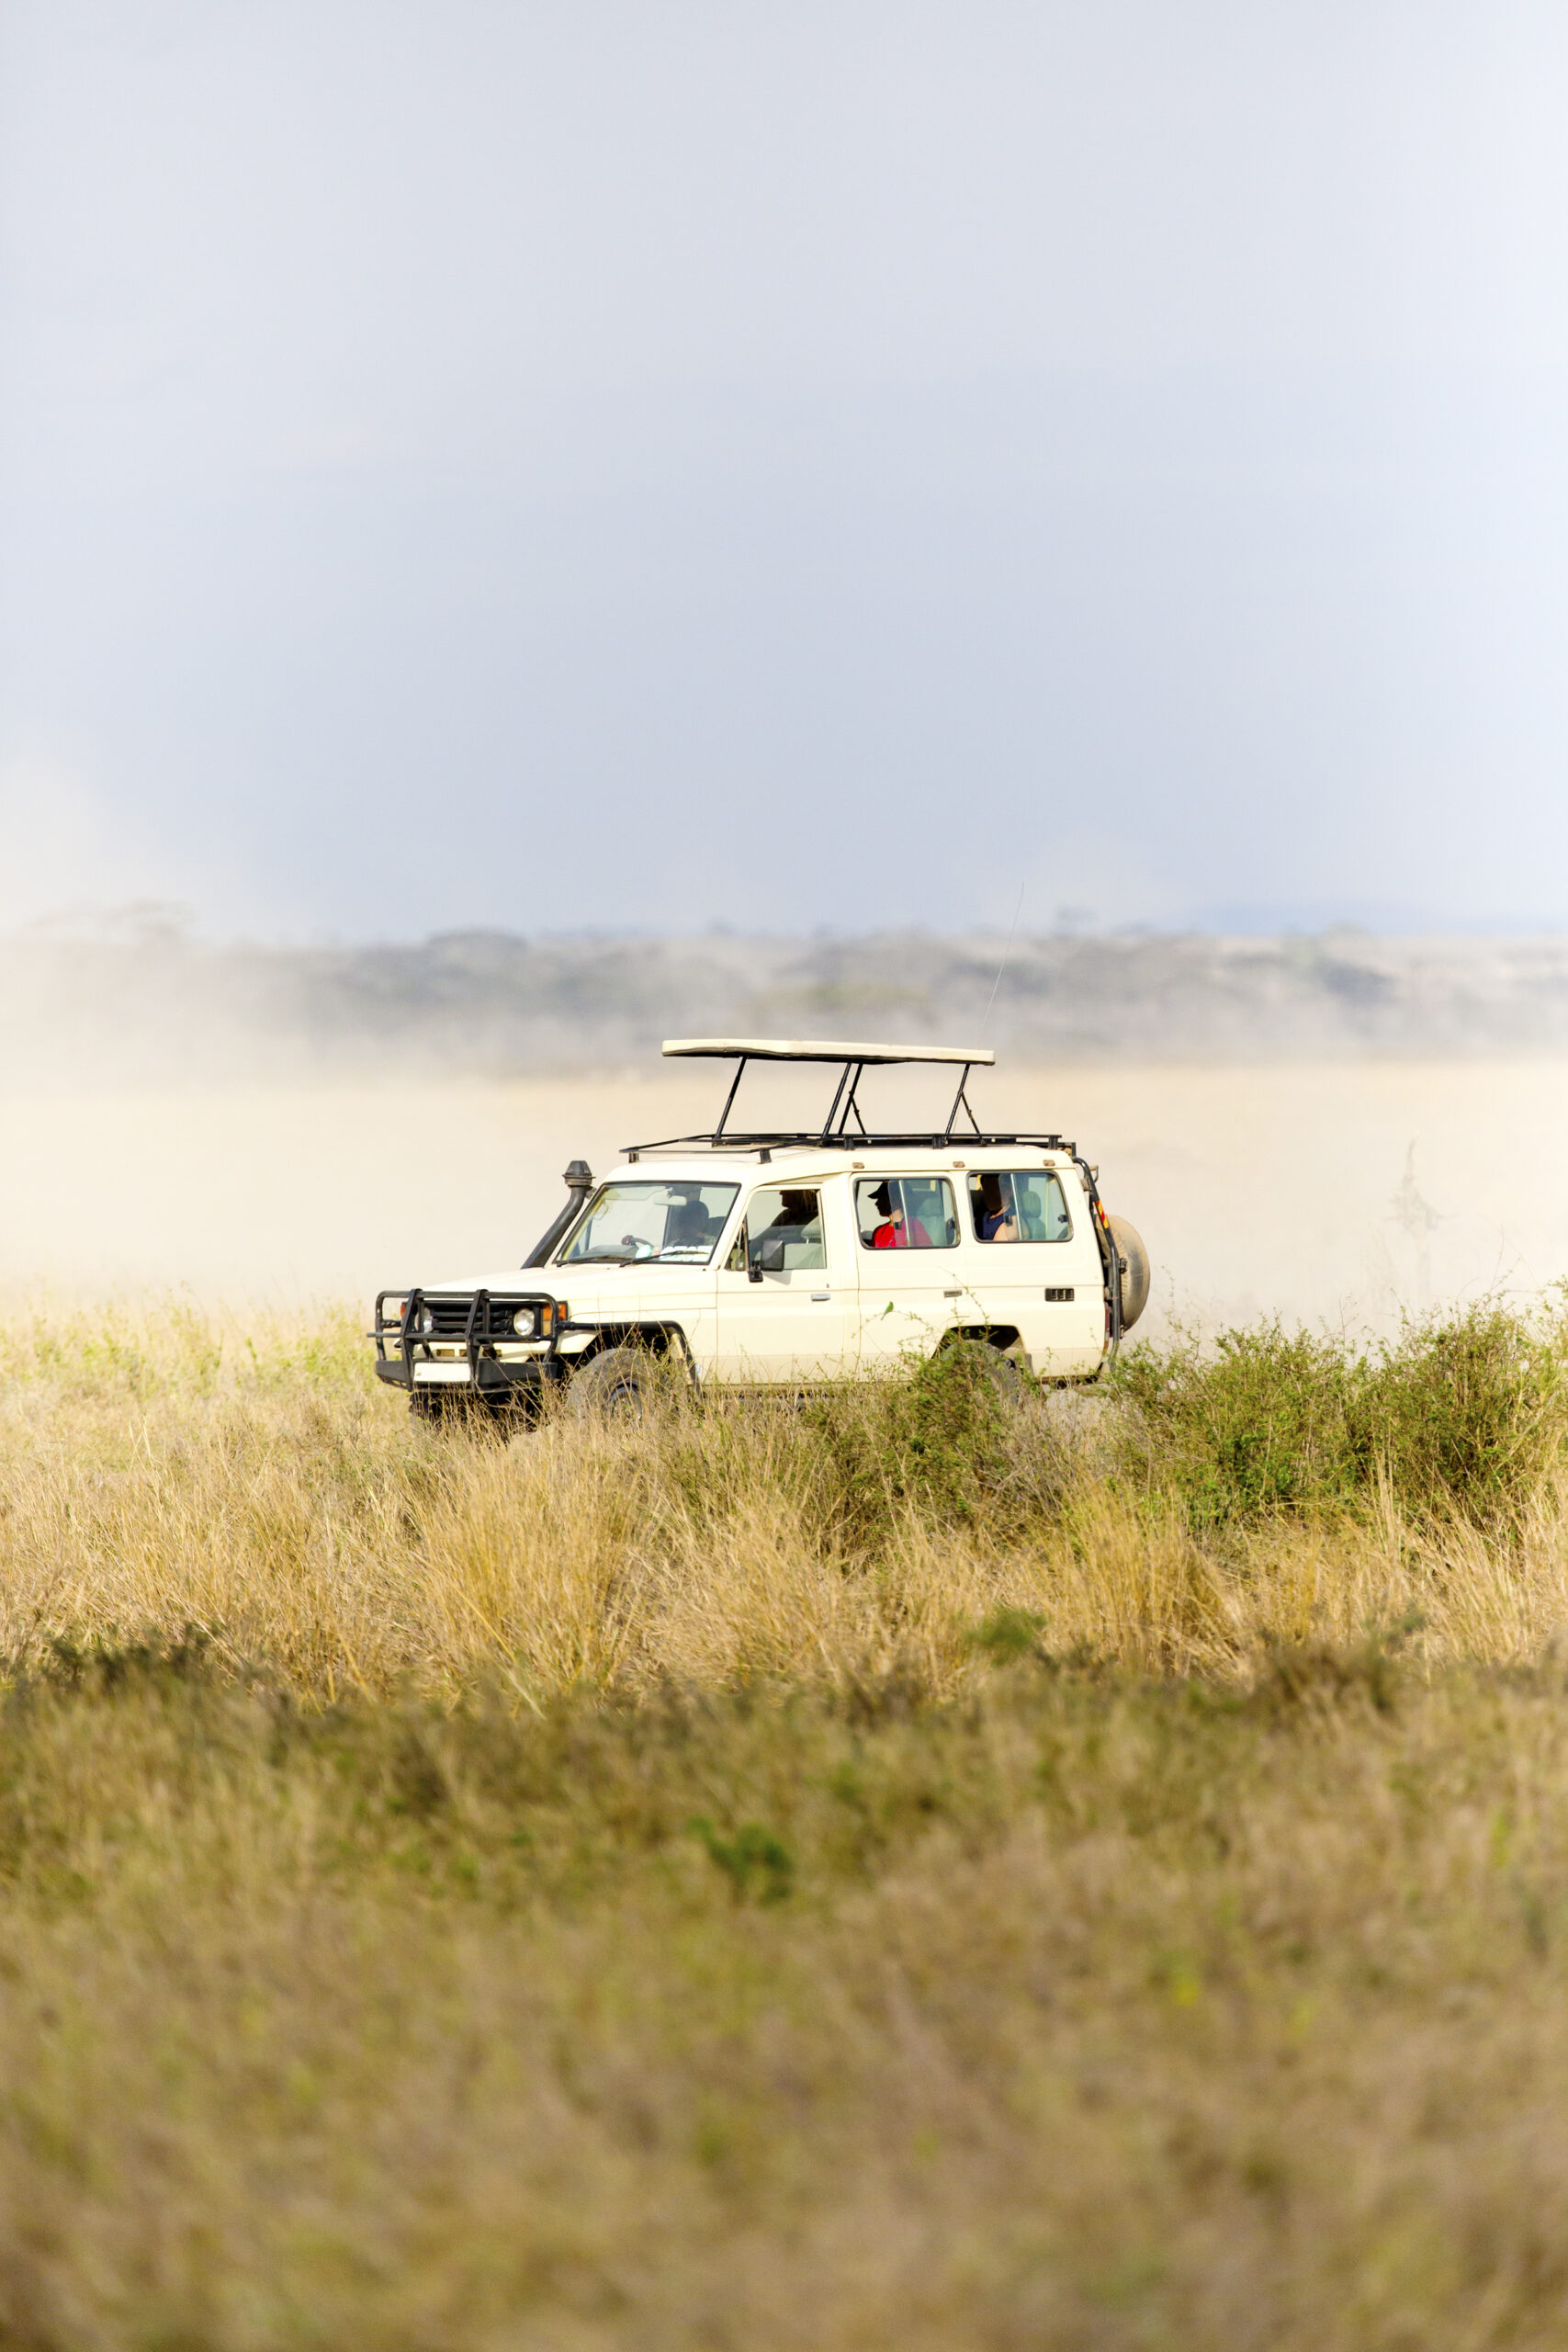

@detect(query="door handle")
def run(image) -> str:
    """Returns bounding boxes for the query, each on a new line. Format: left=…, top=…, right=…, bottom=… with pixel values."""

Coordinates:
left=810, top=1292, right=830, bottom=1302
left=942, top=1288, right=963, bottom=1298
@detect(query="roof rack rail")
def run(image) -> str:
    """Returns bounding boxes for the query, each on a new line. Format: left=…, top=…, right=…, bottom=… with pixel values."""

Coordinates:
left=626, top=1038, right=1053, bottom=1158
left=623, top=1130, right=1070, bottom=1160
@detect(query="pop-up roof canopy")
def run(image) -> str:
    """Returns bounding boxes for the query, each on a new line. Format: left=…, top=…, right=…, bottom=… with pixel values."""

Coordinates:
left=623, top=1035, right=1065, bottom=1158
left=661, top=1036, right=995, bottom=1068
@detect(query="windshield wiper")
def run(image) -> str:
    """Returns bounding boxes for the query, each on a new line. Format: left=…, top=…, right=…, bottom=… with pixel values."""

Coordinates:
left=567, top=1250, right=637, bottom=1264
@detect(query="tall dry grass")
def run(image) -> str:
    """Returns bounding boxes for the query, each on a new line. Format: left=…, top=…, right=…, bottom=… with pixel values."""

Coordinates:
left=5, top=1297, right=1568, bottom=1696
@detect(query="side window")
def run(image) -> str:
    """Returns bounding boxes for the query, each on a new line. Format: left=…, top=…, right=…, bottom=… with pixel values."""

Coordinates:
left=744, top=1186, right=826, bottom=1272
left=855, top=1176, right=957, bottom=1250
left=968, top=1170, right=1072, bottom=1242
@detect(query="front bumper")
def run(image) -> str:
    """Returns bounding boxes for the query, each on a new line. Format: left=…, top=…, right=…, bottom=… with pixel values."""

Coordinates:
left=371, top=1288, right=572, bottom=1396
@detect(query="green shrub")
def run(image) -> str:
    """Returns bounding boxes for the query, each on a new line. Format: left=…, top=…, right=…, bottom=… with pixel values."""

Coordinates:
left=803, top=1341, right=1014, bottom=1549
left=1112, top=1322, right=1372, bottom=1531
left=1361, top=1304, right=1568, bottom=1520
left=1114, top=1303, right=1568, bottom=1530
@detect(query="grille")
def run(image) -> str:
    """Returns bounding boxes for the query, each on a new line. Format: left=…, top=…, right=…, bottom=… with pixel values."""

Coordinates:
left=412, top=1297, right=531, bottom=1341
left=1043, top=1287, right=1076, bottom=1304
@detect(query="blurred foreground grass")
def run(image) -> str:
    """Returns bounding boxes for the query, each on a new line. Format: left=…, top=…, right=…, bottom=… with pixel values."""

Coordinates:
left=6, top=1300, right=1568, bottom=2344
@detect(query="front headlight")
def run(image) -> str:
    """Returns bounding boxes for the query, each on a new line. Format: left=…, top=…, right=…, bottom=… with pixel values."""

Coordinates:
left=512, top=1306, right=538, bottom=1338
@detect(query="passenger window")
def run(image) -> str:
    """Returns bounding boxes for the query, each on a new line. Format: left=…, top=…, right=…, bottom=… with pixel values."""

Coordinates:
left=855, top=1176, right=957, bottom=1250
left=968, top=1170, right=1072, bottom=1243
left=744, top=1186, right=826, bottom=1272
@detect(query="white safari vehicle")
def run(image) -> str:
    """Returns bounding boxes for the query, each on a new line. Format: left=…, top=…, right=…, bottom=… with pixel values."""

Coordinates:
left=370, top=1039, right=1149, bottom=1421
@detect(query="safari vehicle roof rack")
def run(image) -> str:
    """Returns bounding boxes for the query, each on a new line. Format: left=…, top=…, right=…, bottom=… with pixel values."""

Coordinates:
left=622, top=1037, right=1070, bottom=1159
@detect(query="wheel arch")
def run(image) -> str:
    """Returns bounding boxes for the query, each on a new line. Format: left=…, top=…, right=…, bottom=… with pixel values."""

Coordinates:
left=567, top=1321, right=694, bottom=1367
left=947, top=1322, right=1022, bottom=1354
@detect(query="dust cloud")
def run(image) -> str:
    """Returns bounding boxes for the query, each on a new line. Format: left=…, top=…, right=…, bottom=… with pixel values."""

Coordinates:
left=3, top=1057, right=1563, bottom=1338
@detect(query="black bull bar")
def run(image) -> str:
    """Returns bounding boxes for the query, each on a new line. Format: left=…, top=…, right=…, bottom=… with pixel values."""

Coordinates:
left=371, top=1289, right=571, bottom=1395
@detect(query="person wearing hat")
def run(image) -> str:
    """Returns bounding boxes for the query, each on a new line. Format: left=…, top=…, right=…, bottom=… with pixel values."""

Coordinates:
left=868, top=1181, right=931, bottom=1250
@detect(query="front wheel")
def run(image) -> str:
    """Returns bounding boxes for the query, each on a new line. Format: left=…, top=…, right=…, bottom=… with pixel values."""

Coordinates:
left=567, top=1346, right=654, bottom=1422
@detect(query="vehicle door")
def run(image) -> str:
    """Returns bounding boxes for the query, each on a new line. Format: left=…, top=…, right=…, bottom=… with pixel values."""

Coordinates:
left=853, top=1173, right=965, bottom=1368
left=961, top=1167, right=1104, bottom=1374
left=712, top=1178, right=859, bottom=1384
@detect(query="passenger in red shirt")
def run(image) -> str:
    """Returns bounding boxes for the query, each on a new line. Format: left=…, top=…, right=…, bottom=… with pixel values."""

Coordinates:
left=868, top=1182, right=931, bottom=1250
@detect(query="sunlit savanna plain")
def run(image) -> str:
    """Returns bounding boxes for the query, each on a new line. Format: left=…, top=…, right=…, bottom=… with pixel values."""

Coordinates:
left=5, top=1063, right=1568, bottom=2344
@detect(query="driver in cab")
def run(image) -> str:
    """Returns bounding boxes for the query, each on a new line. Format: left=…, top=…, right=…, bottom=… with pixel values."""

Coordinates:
left=764, top=1191, right=822, bottom=1249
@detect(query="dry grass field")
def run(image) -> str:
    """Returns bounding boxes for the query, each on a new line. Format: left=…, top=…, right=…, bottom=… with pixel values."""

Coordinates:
left=6, top=1296, right=1568, bottom=2344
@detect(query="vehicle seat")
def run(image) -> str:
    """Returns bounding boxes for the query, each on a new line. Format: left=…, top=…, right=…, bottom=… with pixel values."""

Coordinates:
left=774, top=1219, right=824, bottom=1269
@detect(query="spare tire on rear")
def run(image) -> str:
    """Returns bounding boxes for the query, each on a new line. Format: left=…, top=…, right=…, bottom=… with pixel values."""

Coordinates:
left=1106, top=1215, right=1150, bottom=1332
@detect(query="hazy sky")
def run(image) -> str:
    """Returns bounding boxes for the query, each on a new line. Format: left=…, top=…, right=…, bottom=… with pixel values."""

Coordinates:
left=3, top=1, right=1567, bottom=939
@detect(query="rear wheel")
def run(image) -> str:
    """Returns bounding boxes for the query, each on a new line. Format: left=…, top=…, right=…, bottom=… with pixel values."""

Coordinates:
left=942, top=1336, right=1028, bottom=1406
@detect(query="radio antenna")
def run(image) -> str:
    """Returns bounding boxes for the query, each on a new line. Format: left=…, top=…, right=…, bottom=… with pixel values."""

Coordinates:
left=983, top=882, right=1026, bottom=1023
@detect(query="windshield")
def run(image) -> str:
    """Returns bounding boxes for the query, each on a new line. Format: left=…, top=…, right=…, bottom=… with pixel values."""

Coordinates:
left=558, top=1181, right=740, bottom=1266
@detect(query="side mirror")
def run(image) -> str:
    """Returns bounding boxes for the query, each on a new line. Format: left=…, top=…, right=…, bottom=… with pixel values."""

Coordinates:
left=751, top=1232, right=786, bottom=1278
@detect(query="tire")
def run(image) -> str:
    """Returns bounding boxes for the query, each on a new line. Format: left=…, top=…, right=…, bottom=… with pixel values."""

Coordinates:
left=567, top=1346, right=655, bottom=1422
left=942, top=1336, right=1027, bottom=1406
left=1106, top=1215, right=1150, bottom=1332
